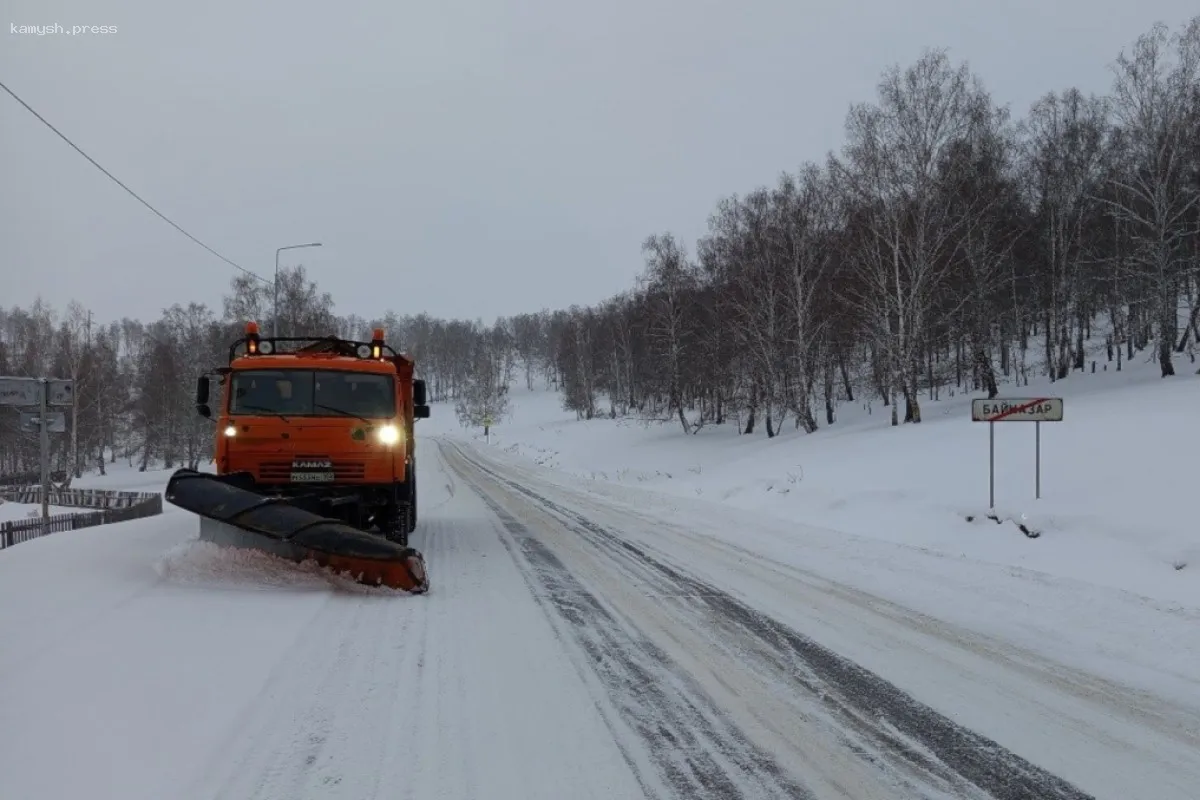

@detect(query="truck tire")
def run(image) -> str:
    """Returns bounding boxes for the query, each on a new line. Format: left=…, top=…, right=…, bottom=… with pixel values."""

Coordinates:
left=406, top=465, right=418, bottom=534
left=379, top=502, right=408, bottom=547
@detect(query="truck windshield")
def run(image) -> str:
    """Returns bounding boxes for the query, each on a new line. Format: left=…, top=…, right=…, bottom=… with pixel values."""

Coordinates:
left=229, top=370, right=395, bottom=418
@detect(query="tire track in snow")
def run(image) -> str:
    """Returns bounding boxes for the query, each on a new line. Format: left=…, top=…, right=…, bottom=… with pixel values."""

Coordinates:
left=615, top=497, right=1200, bottom=754
left=168, top=455, right=648, bottom=800
left=0, top=572, right=167, bottom=678
left=179, top=593, right=352, bottom=798
left=442, top=441, right=816, bottom=800
left=372, top=461, right=644, bottom=800
left=423, top=437, right=459, bottom=513
left=492, top=492, right=813, bottom=799
left=4, top=452, right=657, bottom=800
left=385, top=512, right=485, bottom=800
left=453, top=444, right=959, bottom=798
left=479, top=445, right=1200, bottom=799
left=444, top=440, right=1095, bottom=800
left=183, top=592, right=414, bottom=800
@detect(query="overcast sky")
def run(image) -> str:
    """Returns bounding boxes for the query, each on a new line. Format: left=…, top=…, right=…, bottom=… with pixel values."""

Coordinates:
left=3, top=0, right=1196, bottom=327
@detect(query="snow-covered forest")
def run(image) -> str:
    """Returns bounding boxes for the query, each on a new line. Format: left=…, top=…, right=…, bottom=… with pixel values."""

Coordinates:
left=1, top=16, right=1197, bottom=474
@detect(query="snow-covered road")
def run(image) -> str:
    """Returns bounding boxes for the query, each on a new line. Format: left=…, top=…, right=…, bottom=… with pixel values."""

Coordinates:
left=0, top=447, right=644, bottom=800
left=2, top=439, right=1197, bottom=799
left=441, top=440, right=1200, bottom=800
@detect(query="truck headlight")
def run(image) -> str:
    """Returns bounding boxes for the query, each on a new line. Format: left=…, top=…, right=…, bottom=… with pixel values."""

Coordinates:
left=377, top=424, right=400, bottom=444
left=223, top=425, right=237, bottom=437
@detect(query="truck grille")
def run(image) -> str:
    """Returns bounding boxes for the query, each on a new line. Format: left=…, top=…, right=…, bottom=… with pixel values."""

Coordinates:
left=257, top=456, right=367, bottom=482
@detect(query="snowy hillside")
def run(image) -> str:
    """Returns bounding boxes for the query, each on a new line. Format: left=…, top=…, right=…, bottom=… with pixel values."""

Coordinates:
left=436, top=353, right=1200, bottom=607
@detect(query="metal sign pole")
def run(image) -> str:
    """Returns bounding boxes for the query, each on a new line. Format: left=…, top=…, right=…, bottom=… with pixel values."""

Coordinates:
left=989, top=420, right=995, bottom=509
left=1035, top=420, right=1041, bottom=500
left=40, top=378, right=50, bottom=521
left=2, top=377, right=72, bottom=525
left=972, top=396, right=1063, bottom=510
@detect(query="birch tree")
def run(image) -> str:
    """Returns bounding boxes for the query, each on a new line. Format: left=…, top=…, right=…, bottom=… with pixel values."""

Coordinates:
left=1105, top=17, right=1200, bottom=376
left=837, top=49, right=997, bottom=424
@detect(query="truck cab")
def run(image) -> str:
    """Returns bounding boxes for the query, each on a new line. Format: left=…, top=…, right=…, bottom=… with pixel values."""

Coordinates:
left=194, top=322, right=430, bottom=544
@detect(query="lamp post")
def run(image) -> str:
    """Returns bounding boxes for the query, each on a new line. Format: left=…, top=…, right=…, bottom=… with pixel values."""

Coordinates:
left=273, top=242, right=322, bottom=336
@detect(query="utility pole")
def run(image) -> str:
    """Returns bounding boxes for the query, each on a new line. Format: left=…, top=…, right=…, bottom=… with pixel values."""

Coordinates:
left=273, top=242, right=322, bottom=337
left=40, top=378, right=50, bottom=520
left=71, top=308, right=92, bottom=479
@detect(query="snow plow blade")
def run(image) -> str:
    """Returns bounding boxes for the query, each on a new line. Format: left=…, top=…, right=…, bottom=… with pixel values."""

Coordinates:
left=164, top=468, right=428, bottom=594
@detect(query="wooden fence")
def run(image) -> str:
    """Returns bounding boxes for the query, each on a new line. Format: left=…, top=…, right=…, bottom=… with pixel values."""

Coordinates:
left=0, top=487, right=163, bottom=550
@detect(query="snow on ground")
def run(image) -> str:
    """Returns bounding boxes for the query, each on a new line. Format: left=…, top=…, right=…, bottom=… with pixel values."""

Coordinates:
left=445, top=438, right=1200, bottom=799
left=0, top=460, right=189, bottom=530
left=2, top=368, right=1199, bottom=798
left=0, top=455, right=648, bottom=800
left=72, top=459, right=212, bottom=494
left=0, top=500, right=79, bottom=523
left=438, top=352, right=1200, bottom=608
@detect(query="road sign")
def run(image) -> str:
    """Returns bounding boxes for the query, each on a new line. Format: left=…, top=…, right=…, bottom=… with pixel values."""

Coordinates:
left=0, top=377, right=40, bottom=406
left=19, top=412, right=66, bottom=434
left=48, top=379, right=74, bottom=406
left=971, top=397, right=1063, bottom=422
left=1, top=374, right=65, bottom=521
left=972, top=396, right=1064, bottom=507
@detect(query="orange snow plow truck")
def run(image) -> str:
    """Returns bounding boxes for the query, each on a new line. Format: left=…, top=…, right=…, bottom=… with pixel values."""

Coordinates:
left=164, top=322, right=432, bottom=593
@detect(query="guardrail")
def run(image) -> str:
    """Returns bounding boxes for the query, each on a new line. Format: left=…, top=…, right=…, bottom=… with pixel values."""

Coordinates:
left=0, top=487, right=163, bottom=550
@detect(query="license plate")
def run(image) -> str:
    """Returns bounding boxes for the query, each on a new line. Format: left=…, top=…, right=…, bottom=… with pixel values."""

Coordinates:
left=290, top=471, right=335, bottom=482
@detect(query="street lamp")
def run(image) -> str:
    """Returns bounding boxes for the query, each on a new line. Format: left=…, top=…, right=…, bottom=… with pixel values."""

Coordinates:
left=274, top=242, right=322, bottom=336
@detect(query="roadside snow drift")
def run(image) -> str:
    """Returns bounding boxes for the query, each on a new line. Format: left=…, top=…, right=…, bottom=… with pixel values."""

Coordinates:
left=447, top=354, right=1200, bottom=607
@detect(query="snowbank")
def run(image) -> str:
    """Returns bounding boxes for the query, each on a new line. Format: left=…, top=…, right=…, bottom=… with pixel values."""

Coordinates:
left=0, top=501, right=79, bottom=523
left=444, top=354, right=1200, bottom=607
left=72, top=461, right=210, bottom=495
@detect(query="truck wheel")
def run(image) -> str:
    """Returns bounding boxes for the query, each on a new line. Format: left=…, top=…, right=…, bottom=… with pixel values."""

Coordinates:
left=408, top=467, right=418, bottom=533
left=380, top=505, right=408, bottom=547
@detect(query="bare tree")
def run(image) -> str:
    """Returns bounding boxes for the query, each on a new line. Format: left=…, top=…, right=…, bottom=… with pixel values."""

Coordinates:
left=836, top=50, right=996, bottom=424
left=3, top=17, right=1197, bottom=474
left=775, top=166, right=838, bottom=432
left=1104, top=17, right=1200, bottom=376
left=455, top=327, right=510, bottom=438
left=640, top=233, right=699, bottom=433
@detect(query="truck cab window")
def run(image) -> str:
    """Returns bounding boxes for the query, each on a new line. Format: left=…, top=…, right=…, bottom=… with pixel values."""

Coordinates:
left=231, top=370, right=393, bottom=418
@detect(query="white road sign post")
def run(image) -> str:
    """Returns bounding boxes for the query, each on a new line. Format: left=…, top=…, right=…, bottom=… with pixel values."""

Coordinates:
left=971, top=397, right=1064, bottom=508
left=0, top=375, right=74, bottom=521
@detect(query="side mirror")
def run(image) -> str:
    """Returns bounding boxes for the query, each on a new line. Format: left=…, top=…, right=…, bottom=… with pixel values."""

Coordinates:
left=196, top=376, right=212, bottom=418
left=413, top=379, right=428, bottom=406
left=414, top=404, right=431, bottom=419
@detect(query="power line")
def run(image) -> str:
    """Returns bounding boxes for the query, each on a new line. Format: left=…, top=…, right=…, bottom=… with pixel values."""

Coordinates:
left=0, top=79, right=271, bottom=286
